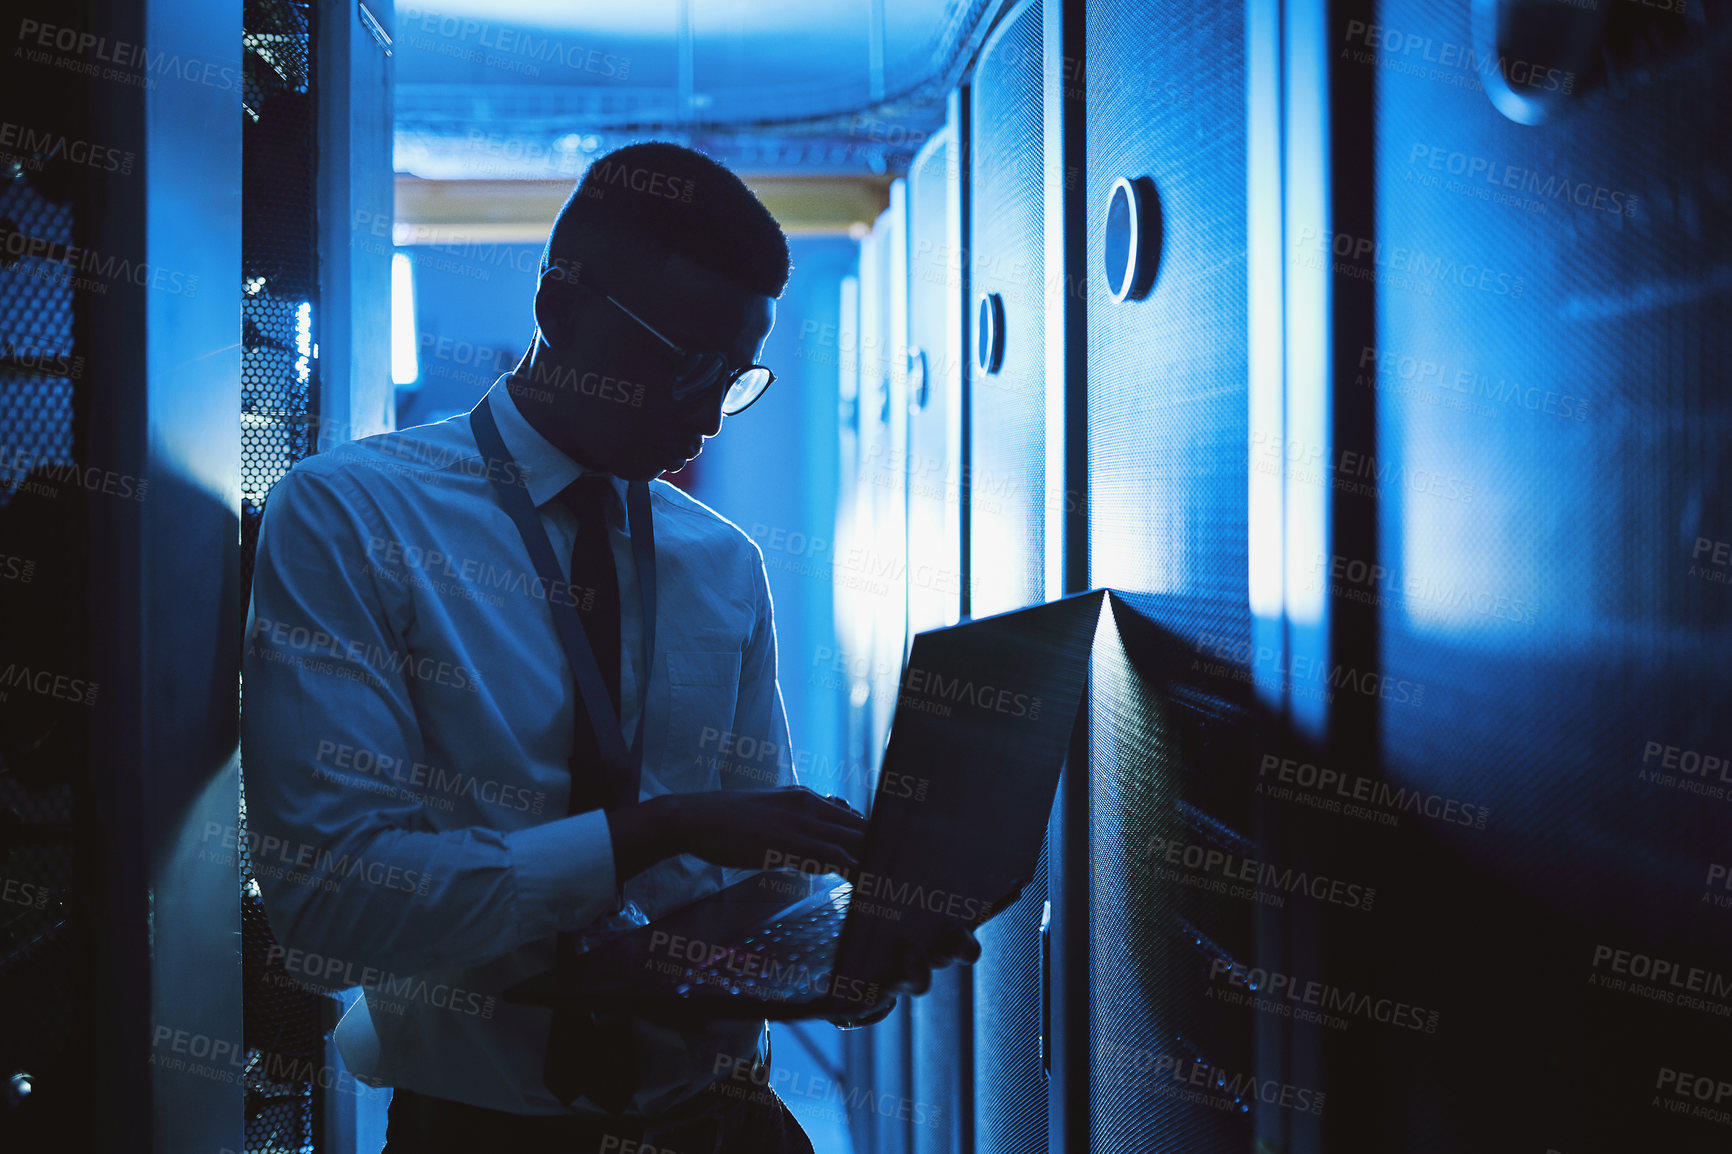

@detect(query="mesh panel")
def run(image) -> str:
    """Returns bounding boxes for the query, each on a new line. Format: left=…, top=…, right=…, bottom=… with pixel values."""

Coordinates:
left=906, top=130, right=967, bottom=1154
left=907, top=131, right=962, bottom=640
left=241, top=0, right=320, bottom=602
left=1089, top=608, right=1256, bottom=1154
left=0, top=186, right=78, bottom=515
left=969, top=4, right=1050, bottom=1152
left=969, top=0, right=1046, bottom=619
left=1084, top=0, right=1252, bottom=1150
left=0, top=53, right=95, bottom=1141
left=972, top=837, right=1049, bottom=1153
left=240, top=1, right=323, bottom=1150
left=1358, top=4, right=1732, bottom=1151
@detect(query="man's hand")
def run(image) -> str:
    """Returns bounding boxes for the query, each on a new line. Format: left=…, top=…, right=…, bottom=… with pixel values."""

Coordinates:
left=607, top=787, right=865, bottom=881
left=832, top=925, right=984, bottom=1029
left=886, top=924, right=983, bottom=995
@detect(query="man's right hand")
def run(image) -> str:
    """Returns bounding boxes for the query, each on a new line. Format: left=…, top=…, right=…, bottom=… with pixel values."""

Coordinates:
left=607, top=787, right=865, bottom=882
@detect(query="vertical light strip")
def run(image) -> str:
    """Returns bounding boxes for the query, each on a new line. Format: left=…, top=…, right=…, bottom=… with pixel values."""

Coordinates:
left=879, top=183, right=909, bottom=740
left=1284, top=0, right=1331, bottom=737
left=835, top=272, right=861, bottom=651
left=676, top=0, right=695, bottom=122
left=390, top=251, right=418, bottom=386
left=867, top=0, right=886, bottom=106
left=1247, top=0, right=1284, bottom=626
left=1042, top=0, right=1066, bottom=604
left=944, top=93, right=965, bottom=627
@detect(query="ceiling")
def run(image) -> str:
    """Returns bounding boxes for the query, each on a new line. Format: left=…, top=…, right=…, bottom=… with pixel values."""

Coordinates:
left=390, top=0, right=1001, bottom=180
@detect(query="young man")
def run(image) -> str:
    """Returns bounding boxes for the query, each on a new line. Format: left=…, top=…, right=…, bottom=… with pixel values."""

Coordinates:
left=242, top=142, right=975, bottom=1151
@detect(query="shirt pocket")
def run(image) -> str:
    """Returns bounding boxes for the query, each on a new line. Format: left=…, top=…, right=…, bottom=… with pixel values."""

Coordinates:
left=661, top=649, right=743, bottom=788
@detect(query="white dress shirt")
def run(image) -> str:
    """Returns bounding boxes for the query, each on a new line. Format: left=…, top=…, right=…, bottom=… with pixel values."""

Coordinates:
left=241, top=379, right=796, bottom=1116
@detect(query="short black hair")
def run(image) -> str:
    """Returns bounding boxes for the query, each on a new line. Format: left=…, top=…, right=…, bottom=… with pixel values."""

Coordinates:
left=543, top=142, right=791, bottom=298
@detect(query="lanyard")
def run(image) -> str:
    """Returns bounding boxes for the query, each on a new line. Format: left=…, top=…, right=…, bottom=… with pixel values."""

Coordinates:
left=471, top=395, right=657, bottom=809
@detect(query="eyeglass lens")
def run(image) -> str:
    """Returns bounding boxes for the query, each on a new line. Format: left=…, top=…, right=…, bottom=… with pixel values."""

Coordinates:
left=669, top=354, right=773, bottom=415
left=722, top=367, right=773, bottom=415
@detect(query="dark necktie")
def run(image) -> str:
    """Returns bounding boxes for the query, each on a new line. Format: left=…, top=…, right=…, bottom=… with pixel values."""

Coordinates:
left=561, top=475, right=622, bottom=731
left=542, top=474, right=640, bottom=1113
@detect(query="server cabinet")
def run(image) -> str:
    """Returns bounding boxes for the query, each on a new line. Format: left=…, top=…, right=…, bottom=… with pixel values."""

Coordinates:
left=842, top=192, right=917, bottom=1154
left=905, top=110, right=971, bottom=1154
left=968, top=3, right=1052, bottom=1152
left=1325, top=3, right=1732, bottom=1152
left=3, top=0, right=248, bottom=1148
left=1084, top=0, right=1258, bottom=1152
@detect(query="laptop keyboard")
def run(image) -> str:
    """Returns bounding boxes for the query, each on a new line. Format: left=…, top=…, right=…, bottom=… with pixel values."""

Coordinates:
left=673, top=884, right=850, bottom=999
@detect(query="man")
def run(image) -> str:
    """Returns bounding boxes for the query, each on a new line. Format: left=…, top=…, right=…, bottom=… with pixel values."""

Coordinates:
left=242, top=142, right=975, bottom=1151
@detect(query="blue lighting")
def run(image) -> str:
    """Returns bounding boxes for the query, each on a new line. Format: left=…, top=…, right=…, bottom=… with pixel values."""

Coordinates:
left=392, top=251, right=420, bottom=387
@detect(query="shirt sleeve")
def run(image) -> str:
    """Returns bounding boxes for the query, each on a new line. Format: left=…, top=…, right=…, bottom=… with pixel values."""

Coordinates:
left=720, top=540, right=797, bottom=791
left=241, top=465, right=619, bottom=980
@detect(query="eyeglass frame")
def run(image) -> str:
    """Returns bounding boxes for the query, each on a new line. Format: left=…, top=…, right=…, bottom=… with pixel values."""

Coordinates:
left=557, top=270, right=777, bottom=416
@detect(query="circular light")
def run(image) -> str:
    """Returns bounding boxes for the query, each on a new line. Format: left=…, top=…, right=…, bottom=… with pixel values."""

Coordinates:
left=7, top=1071, right=33, bottom=1108
left=977, top=292, right=1005, bottom=375
left=1104, top=175, right=1162, bottom=303
left=907, top=348, right=929, bottom=411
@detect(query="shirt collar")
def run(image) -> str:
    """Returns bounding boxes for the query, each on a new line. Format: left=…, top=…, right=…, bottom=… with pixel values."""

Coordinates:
left=481, top=376, right=628, bottom=529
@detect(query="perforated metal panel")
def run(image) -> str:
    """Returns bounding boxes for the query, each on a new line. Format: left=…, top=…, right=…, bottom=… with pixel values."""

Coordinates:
left=906, top=121, right=969, bottom=1154
left=969, top=0, right=1046, bottom=620
left=1084, top=0, right=1254, bottom=1150
left=239, top=1, right=324, bottom=1150
left=0, top=74, right=95, bottom=1144
left=241, top=0, right=321, bottom=602
left=968, top=6, right=1050, bottom=1150
left=907, top=123, right=963, bottom=640
left=972, top=835, right=1049, bottom=1154
left=1352, top=4, right=1732, bottom=1151
left=1089, top=600, right=1262, bottom=1154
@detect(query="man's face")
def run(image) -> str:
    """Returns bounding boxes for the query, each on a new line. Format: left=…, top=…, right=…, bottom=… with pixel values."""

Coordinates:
left=525, top=249, right=776, bottom=481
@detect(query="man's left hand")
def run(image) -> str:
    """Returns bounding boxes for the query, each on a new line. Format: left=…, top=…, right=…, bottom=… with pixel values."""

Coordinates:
left=829, top=925, right=983, bottom=1029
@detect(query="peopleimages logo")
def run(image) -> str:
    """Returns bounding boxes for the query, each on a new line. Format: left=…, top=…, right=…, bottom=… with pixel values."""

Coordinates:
left=901, top=665, right=1042, bottom=720
left=0, top=120, right=135, bottom=174
left=1655, top=1066, right=1732, bottom=1128
left=266, top=944, right=497, bottom=1019
left=1406, top=143, right=1637, bottom=218
left=1142, top=834, right=1376, bottom=911
left=1210, top=958, right=1441, bottom=1034
left=200, top=821, right=433, bottom=897
left=15, top=18, right=245, bottom=92
left=365, top=534, right=593, bottom=611
left=1589, top=944, right=1732, bottom=1003
left=398, top=8, right=631, bottom=79
left=0, top=663, right=98, bottom=706
left=1257, top=753, right=1489, bottom=829
left=1341, top=19, right=1575, bottom=96
left=1095, top=1040, right=1326, bottom=1115
left=757, top=852, right=995, bottom=924
left=313, top=739, right=545, bottom=816
left=0, top=223, right=199, bottom=297
left=1294, top=225, right=1525, bottom=298
left=582, top=159, right=694, bottom=202
left=248, top=615, right=483, bottom=694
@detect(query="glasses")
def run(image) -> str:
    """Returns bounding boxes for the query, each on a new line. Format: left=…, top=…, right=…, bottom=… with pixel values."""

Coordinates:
left=566, top=275, right=776, bottom=416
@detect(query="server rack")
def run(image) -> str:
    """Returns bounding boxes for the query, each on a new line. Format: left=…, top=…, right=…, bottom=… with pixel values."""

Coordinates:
left=1083, top=1, right=1259, bottom=1152
left=1332, top=2, right=1732, bottom=1151
left=905, top=105, right=972, bottom=1154
left=967, top=4, right=1053, bottom=1152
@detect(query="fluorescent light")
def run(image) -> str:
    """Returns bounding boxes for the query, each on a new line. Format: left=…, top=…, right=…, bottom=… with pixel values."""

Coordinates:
left=392, top=251, right=420, bottom=386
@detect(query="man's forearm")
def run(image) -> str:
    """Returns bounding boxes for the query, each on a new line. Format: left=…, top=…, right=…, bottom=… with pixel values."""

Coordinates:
left=606, top=794, right=684, bottom=881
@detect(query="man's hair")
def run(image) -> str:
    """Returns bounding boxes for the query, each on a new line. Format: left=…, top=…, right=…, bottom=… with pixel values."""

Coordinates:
left=543, top=142, right=791, bottom=298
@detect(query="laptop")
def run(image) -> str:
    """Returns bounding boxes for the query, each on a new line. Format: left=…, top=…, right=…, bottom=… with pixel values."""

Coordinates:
left=503, top=589, right=1108, bottom=1023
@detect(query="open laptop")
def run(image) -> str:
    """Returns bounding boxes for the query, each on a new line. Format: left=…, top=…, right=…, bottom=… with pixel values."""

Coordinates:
left=503, top=588, right=1108, bottom=1022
